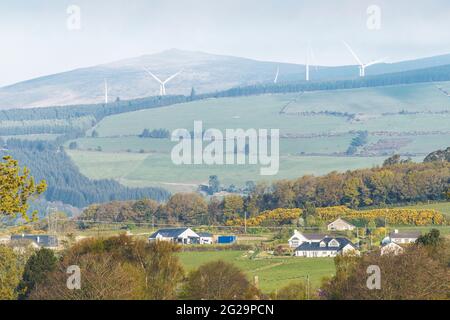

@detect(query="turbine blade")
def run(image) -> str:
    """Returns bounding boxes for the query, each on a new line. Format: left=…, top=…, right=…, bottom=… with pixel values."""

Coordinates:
left=163, top=69, right=183, bottom=84
left=143, top=67, right=163, bottom=84
left=364, top=58, right=387, bottom=68
left=343, top=41, right=363, bottom=66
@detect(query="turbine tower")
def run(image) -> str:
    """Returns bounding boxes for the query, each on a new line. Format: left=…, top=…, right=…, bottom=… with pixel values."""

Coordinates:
left=104, top=79, right=108, bottom=104
left=343, top=42, right=386, bottom=77
left=305, top=43, right=318, bottom=81
left=306, top=46, right=310, bottom=82
left=274, top=67, right=279, bottom=84
left=143, top=67, right=183, bottom=96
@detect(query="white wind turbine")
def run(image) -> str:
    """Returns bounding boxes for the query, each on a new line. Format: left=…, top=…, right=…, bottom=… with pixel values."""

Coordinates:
left=104, top=79, right=108, bottom=104
left=143, top=67, right=183, bottom=96
left=305, top=43, right=318, bottom=81
left=343, top=42, right=386, bottom=77
left=274, top=67, right=279, bottom=84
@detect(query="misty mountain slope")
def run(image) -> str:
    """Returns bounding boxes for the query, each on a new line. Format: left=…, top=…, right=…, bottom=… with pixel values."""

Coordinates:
left=0, top=49, right=304, bottom=109
left=2, top=49, right=450, bottom=110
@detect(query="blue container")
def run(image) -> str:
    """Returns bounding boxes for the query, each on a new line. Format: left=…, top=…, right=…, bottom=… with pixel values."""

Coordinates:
left=218, top=235, right=236, bottom=244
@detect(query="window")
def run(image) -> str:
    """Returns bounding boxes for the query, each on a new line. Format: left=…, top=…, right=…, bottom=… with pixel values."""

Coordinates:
left=329, top=239, right=340, bottom=247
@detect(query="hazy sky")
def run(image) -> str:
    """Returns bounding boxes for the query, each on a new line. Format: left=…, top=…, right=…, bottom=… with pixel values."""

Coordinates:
left=1, top=0, right=450, bottom=86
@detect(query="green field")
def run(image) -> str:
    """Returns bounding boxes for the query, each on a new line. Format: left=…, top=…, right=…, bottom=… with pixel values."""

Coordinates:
left=67, top=150, right=392, bottom=193
left=177, top=250, right=335, bottom=293
left=60, top=85, right=449, bottom=190
left=285, top=82, right=450, bottom=114
left=90, top=89, right=450, bottom=138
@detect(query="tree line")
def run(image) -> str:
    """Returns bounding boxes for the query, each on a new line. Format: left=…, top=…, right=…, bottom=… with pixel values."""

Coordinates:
left=79, top=158, right=449, bottom=226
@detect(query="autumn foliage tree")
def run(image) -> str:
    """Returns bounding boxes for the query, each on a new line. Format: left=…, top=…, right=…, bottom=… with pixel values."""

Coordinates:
left=28, top=235, right=184, bottom=300
left=321, top=244, right=450, bottom=300
left=182, top=260, right=260, bottom=300
left=0, top=156, right=47, bottom=220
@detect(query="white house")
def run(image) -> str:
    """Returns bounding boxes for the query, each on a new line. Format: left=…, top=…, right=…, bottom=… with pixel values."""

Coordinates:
left=148, top=228, right=200, bottom=244
left=0, top=235, right=11, bottom=245
left=327, top=218, right=355, bottom=231
left=197, top=232, right=214, bottom=244
left=387, top=230, right=421, bottom=244
left=295, top=237, right=359, bottom=258
left=288, top=230, right=327, bottom=248
left=381, top=242, right=404, bottom=256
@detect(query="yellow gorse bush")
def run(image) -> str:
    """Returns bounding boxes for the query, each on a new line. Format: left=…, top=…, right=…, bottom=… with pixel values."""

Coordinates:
left=316, top=206, right=445, bottom=226
left=226, top=208, right=302, bottom=226
left=226, top=205, right=446, bottom=226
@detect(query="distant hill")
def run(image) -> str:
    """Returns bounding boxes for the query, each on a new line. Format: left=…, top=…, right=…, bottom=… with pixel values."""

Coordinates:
left=2, top=49, right=450, bottom=109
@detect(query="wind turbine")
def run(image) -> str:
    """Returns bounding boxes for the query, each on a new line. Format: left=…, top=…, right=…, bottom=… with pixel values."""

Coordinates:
left=274, top=67, right=279, bottom=84
left=305, top=43, right=319, bottom=81
left=104, top=79, right=108, bottom=104
left=143, top=67, right=183, bottom=96
left=343, top=42, right=386, bottom=77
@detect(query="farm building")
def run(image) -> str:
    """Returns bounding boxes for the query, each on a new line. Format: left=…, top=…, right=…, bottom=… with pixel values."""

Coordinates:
left=148, top=228, right=201, bottom=244
left=10, top=234, right=59, bottom=249
left=295, top=237, right=359, bottom=258
left=288, top=230, right=328, bottom=248
left=217, top=235, right=237, bottom=244
left=384, top=230, right=421, bottom=244
left=198, top=232, right=214, bottom=244
left=327, top=218, right=355, bottom=231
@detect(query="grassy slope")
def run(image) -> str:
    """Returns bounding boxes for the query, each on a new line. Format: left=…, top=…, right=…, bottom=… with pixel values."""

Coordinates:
left=65, top=85, right=449, bottom=190
left=67, top=149, right=392, bottom=193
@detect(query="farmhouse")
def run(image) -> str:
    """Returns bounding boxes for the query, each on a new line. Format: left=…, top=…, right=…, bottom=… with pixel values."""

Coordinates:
left=10, top=234, right=58, bottom=249
left=148, top=228, right=201, bottom=244
left=288, top=230, right=327, bottom=248
left=295, top=237, right=359, bottom=258
left=381, top=242, right=404, bottom=256
left=327, top=218, right=355, bottom=231
left=387, top=230, right=421, bottom=244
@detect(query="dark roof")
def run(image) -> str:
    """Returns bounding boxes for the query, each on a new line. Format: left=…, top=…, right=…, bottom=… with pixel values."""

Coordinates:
left=149, top=228, right=194, bottom=239
left=295, top=237, right=355, bottom=252
left=11, top=234, right=58, bottom=247
left=304, top=233, right=328, bottom=240
left=197, top=232, right=213, bottom=237
left=389, top=231, right=421, bottom=239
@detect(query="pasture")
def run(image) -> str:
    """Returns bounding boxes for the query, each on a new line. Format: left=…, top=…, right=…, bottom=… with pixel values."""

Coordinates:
left=64, top=83, right=450, bottom=190
left=67, top=149, right=391, bottom=193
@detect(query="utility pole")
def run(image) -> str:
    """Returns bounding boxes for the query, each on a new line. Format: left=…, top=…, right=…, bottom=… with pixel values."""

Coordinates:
left=244, top=211, right=247, bottom=234
left=356, top=227, right=359, bottom=248
left=306, top=275, right=310, bottom=300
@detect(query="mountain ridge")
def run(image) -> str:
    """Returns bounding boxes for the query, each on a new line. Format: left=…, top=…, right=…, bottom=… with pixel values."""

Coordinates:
left=2, top=48, right=450, bottom=110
